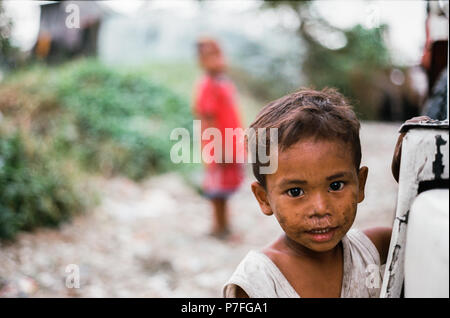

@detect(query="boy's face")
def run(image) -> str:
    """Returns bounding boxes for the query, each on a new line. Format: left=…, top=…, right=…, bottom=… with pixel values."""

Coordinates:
left=252, top=137, right=368, bottom=254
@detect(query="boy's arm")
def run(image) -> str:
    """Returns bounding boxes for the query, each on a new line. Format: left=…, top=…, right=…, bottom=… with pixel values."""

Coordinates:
left=391, top=116, right=431, bottom=182
left=363, top=227, right=392, bottom=264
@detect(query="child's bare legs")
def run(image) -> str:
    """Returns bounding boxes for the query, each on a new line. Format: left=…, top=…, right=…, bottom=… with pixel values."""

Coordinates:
left=210, top=197, right=230, bottom=237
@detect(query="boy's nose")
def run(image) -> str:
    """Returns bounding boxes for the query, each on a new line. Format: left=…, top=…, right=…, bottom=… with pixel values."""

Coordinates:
left=308, top=192, right=331, bottom=218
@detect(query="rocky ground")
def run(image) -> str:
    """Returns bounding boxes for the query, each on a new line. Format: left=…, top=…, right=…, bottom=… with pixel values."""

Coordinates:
left=0, top=122, right=401, bottom=298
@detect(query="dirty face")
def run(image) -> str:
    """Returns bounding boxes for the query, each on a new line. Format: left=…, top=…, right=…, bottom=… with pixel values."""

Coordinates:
left=252, top=137, right=368, bottom=254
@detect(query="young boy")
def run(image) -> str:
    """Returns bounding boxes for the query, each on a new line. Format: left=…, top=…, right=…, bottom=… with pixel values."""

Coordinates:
left=223, top=88, right=392, bottom=297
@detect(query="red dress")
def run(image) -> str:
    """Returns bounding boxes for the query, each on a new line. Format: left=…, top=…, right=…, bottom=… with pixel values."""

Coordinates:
left=194, top=75, right=244, bottom=198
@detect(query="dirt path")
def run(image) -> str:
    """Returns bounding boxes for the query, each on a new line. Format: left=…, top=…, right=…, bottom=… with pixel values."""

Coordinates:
left=0, top=122, right=401, bottom=297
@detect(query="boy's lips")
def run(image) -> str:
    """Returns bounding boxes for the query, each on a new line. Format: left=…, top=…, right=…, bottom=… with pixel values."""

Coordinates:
left=305, top=226, right=338, bottom=243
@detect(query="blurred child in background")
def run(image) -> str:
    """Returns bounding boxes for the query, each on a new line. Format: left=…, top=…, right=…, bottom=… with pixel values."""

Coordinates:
left=193, top=37, right=244, bottom=239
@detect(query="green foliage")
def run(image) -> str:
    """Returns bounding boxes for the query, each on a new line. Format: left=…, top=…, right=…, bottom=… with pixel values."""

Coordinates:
left=261, top=1, right=393, bottom=119
left=0, top=131, right=86, bottom=239
left=0, top=58, right=193, bottom=239
left=0, top=0, right=20, bottom=70
left=302, top=25, right=391, bottom=119
left=2, top=59, right=193, bottom=180
left=52, top=60, right=193, bottom=180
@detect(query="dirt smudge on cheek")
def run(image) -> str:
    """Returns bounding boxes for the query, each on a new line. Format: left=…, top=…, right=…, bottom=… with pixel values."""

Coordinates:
left=276, top=213, right=286, bottom=225
left=342, top=200, right=358, bottom=227
left=274, top=211, right=288, bottom=230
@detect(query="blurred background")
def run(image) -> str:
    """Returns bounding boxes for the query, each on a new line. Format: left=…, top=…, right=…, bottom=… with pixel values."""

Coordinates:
left=0, top=0, right=448, bottom=297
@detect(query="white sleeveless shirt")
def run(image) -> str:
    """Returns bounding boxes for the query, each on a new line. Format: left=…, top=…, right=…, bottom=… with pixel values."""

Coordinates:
left=223, top=229, right=385, bottom=298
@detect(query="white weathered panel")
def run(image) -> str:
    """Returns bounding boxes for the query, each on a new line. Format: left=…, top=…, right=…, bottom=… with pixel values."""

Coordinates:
left=380, top=127, right=449, bottom=298
left=404, top=189, right=449, bottom=298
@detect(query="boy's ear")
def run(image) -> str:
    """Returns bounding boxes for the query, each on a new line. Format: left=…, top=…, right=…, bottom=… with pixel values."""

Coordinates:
left=251, top=181, right=273, bottom=216
left=357, top=166, right=369, bottom=203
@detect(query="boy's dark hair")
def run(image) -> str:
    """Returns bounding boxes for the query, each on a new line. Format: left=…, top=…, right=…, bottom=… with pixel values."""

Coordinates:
left=249, top=87, right=361, bottom=188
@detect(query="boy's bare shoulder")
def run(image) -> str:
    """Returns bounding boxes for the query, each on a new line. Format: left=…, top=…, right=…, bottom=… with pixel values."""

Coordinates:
left=363, top=227, right=392, bottom=264
left=261, top=236, right=302, bottom=280
left=261, top=236, right=289, bottom=263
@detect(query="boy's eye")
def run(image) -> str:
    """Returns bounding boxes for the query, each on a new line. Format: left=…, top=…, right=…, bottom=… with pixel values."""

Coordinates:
left=287, top=187, right=304, bottom=197
left=329, top=181, right=345, bottom=191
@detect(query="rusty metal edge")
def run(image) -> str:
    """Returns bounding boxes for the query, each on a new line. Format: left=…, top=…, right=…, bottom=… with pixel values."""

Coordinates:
left=399, top=120, right=449, bottom=133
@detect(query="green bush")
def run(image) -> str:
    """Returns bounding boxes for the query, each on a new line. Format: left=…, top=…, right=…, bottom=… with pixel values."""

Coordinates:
left=52, top=59, right=193, bottom=180
left=0, top=58, right=194, bottom=239
left=0, top=131, right=87, bottom=239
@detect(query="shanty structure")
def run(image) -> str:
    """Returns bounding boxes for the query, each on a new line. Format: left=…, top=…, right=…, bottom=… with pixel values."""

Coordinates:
left=34, top=1, right=113, bottom=62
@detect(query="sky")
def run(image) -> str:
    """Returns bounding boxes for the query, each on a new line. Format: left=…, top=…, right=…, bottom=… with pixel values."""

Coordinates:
left=3, top=0, right=428, bottom=66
